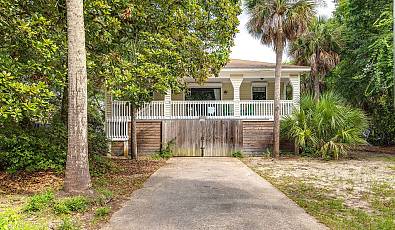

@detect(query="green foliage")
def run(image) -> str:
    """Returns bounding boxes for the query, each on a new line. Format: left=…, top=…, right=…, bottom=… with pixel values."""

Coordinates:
left=53, top=196, right=89, bottom=214
left=58, top=218, right=80, bottom=230
left=0, top=0, right=240, bottom=175
left=24, top=191, right=55, bottom=212
left=281, top=92, right=368, bottom=159
left=0, top=123, right=67, bottom=173
left=289, top=17, right=341, bottom=96
left=100, top=0, right=241, bottom=106
left=231, top=151, right=244, bottom=158
left=245, top=0, right=315, bottom=49
left=0, top=107, right=109, bottom=172
left=328, top=0, right=394, bottom=145
left=153, top=139, right=175, bottom=160
left=94, top=188, right=113, bottom=206
left=94, top=207, right=111, bottom=218
left=0, top=208, right=45, bottom=230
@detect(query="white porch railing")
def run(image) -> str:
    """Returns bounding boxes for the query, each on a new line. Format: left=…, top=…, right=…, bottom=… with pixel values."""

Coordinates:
left=171, top=101, right=234, bottom=119
left=106, top=100, right=295, bottom=140
left=137, top=101, right=165, bottom=119
left=240, top=100, right=294, bottom=119
left=105, top=118, right=129, bottom=141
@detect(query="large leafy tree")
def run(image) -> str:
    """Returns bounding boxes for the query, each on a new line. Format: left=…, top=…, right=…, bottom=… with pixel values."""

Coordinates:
left=0, top=0, right=66, bottom=124
left=328, top=0, right=394, bottom=145
left=90, top=0, right=241, bottom=159
left=1, top=0, right=240, bottom=164
left=246, top=0, right=315, bottom=157
left=289, top=17, right=341, bottom=100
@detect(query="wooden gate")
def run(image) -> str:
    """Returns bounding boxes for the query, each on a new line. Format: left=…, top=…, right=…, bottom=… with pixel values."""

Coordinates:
left=163, top=120, right=242, bottom=157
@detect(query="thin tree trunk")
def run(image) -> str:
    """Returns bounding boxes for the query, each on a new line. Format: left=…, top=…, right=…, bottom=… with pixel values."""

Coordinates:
left=313, top=72, right=321, bottom=101
left=60, top=81, right=68, bottom=124
left=64, top=0, right=91, bottom=194
left=130, top=105, right=138, bottom=160
left=273, top=40, right=284, bottom=158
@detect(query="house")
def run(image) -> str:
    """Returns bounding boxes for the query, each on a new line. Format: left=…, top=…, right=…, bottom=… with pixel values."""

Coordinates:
left=105, top=59, right=309, bottom=156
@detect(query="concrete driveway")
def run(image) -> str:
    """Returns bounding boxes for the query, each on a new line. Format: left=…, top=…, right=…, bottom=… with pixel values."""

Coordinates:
left=103, top=158, right=326, bottom=230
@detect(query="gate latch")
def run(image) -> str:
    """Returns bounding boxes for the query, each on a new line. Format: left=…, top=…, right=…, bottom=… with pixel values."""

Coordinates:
left=200, top=136, right=205, bottom=157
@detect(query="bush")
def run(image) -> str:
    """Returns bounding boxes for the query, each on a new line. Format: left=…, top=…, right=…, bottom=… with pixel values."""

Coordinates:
left=0, top=123, right=67, bottom=173
left=281, top=92, right=368, bottom=159
left=231, top=151, right=243, bottom=158
left=0, top=108, right=109, bottom=173
left=53, top=196, right=89, bottom=214
left=153, top=139, right=175, bottom=159
left=24, top=190, right=54, bottom=212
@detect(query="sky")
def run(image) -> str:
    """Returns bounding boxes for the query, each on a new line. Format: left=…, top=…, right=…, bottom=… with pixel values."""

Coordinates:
left=230, top=0, right=336, bottom=63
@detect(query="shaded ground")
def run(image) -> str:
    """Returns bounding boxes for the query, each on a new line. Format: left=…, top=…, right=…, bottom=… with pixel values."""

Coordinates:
left=103, top=157, right=326, bottom=230
left=0, top=157, right=165, bottom=229
left=243, top=151, right=395, bottom=230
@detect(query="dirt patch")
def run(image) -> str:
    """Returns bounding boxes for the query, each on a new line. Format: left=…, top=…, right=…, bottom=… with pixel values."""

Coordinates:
left=0, top=171, right=63, bottom=195
left=244, top=152, right=395, bottom=212
left=0, top=157, right=166, bottom=229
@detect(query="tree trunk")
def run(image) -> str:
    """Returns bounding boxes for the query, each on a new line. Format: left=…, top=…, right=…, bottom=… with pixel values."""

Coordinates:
left=130, top=105, right=138, bottom=160
left=313, top=73, right=320, bottom=101
left=273, top=40, right=284, bottom=159
left=64, top=0, right=91, bottom=194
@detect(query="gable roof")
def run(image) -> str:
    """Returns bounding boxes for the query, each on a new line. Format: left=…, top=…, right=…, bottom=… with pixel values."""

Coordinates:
left=224, top=59, right=309, bottom=70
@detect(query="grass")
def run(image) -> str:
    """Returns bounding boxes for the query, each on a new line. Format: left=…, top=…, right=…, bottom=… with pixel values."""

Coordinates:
left=244, top=155, right=395, bottom=230
left=24, top=190, right=55, bottom=212
left=53, top=196, right=89, bottom=214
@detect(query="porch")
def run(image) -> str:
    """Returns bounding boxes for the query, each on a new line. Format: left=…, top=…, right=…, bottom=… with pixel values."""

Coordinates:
left=106, top=76, right=300, bottom=141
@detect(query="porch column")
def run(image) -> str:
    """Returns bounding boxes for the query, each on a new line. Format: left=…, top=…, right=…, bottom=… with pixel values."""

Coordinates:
left=164, top=89, right=171, bottom=118
left=289, top=77, right=300, bottom=108
left=230, top=77, right=243, bottom=118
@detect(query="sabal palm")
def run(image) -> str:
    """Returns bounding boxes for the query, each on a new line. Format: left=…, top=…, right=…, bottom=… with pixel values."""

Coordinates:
left=281, top=92, right=367, bottom=159
left=246, top=0, right=315, bottom=157
left=289, top=17, right=340, bottom=100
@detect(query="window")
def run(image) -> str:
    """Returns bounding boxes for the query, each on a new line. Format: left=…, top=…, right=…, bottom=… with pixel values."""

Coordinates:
left=185, top=88, right=221, bottom=101
left=252, top=86, right=267, bottom=100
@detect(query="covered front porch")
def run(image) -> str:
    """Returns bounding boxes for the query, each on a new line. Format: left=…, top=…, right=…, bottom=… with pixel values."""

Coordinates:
left=109, top=76, right=300, bottom=121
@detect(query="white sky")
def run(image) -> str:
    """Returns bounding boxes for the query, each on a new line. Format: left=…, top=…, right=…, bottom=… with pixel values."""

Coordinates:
left=230, top=0, right=336, bottom=63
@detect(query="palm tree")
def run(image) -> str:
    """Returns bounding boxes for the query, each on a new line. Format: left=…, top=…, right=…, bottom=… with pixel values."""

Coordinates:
left=246, top=0, right=315, bottom=158
left=64, top=0, right=92, bottom=194
left=289, top=17, right=340, bottom=101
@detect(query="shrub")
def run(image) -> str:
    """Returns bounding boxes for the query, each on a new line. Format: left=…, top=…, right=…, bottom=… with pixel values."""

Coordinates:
left=281, top=92, right=368, bottom=159
left=153, top=139, right=175, bottom=159
left=0, top=108, right=110, bottom=173
left=53, top=196, right=89, bottom=214
left=0, top=123, right=67, bottom=173
left=231, top=151, right=243, bottom=158
left=24, top=190, right=54, bottom=212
